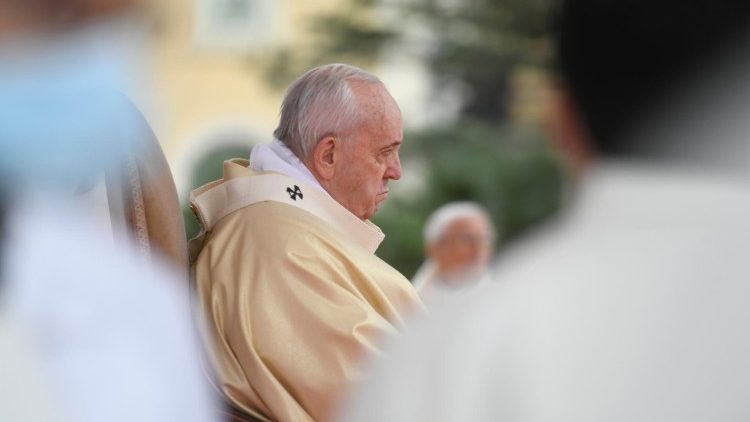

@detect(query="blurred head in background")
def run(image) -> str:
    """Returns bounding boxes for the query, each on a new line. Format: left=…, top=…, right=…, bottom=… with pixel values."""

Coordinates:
left=552, top=0, right=750, bottom=174
left=0, top=0, right=138, bottom=35
left=424, top=202, right=495, bottom=282
left=412, top=201, right=495, bottom=306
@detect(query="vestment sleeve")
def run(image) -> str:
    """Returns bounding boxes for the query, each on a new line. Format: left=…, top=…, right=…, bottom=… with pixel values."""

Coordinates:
left=227, top=242, right=400, bottom=422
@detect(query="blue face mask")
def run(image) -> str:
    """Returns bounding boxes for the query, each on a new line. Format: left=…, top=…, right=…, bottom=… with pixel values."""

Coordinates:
left=0, top=19, right=145, bottom=193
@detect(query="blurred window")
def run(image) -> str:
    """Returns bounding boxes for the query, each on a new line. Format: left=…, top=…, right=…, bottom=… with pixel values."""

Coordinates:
left=194, top=0, right=279, bottom=51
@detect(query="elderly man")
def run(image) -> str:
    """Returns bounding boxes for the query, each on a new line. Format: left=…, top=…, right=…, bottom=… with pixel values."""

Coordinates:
left=339, top=1, right=750, bottom=421
left=412, top=201, right=495, bottom=306
left=190, top=64, right=423, bottom=422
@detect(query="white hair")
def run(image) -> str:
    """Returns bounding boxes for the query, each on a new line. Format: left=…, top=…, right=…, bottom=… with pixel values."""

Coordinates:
left=273, top=63, right=383, bottom=159
left=423, top=201, right=495, bottom=245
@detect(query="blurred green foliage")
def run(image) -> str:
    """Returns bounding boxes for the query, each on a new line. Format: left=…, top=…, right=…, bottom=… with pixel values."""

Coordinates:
left=264, top=0, right=556, bottom=121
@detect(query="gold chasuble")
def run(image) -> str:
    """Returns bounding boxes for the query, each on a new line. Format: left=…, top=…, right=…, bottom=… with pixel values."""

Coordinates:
left=189, top=159, right=423, bottom=422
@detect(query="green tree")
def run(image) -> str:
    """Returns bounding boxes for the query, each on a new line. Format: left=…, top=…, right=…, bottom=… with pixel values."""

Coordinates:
left=265, top=0, right=556, bottom=121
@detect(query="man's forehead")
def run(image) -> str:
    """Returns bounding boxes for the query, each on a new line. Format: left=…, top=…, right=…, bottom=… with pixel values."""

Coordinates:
left=448, top=215, right=488, bottom=231
left=350, top=81, right=400, bottom=113
left=356, top=101, right=402, bottom=135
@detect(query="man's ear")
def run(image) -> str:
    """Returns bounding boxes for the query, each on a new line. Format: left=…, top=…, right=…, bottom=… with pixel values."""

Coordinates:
left=309, top=135, right=337, bottom=181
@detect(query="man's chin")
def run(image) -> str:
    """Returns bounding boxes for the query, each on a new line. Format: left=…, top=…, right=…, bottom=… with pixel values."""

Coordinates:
left=363, top=203, right=383, bottom=221
left=363, top=194, right=389, bottom=220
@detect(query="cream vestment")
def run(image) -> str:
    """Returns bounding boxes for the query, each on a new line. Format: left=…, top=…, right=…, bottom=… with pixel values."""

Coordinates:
left=190, top=159, right=422, bottom=422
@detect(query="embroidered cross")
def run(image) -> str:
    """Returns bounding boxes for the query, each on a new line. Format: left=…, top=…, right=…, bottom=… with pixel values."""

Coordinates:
left=286, top=185, right=303, bottom=201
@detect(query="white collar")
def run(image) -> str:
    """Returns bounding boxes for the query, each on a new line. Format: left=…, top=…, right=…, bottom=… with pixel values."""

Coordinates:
left=249, top=139, right=328, bottom=195
left=190, top=159, right=386, bottom=254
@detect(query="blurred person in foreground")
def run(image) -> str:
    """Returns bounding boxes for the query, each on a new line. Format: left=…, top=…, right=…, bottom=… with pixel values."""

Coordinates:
left=189, top=64, right=423, bottom=422
left=339, top=1, right=750, bottom=421
left=0, top=1, right=214, bottom=421
left=411, top=201, right=495, bottom=307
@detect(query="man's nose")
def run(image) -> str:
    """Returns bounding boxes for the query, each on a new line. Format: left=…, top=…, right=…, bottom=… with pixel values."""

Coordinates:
left=385, top=153, right=402, bottom=180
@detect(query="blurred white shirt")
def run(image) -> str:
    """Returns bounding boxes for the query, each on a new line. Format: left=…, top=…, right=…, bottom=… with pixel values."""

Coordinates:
left=412, top=262, right=490, bottom=308
left=0, top=313, right=55, bottom=422
left=1, top=195, right=216, bottom=422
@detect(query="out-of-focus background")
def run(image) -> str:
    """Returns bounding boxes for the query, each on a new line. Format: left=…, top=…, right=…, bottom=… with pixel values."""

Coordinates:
left=142, top=0, right=564, bottom=278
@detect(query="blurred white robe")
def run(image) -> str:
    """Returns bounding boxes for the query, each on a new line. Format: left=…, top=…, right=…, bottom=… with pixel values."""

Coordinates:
left=0, top=313, right=55, bottom=422
left=412, top=261, right=489, bottom=308
left=2, top=196, right=215, bottom=422
left=339, top=162, right=750, bottom=422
